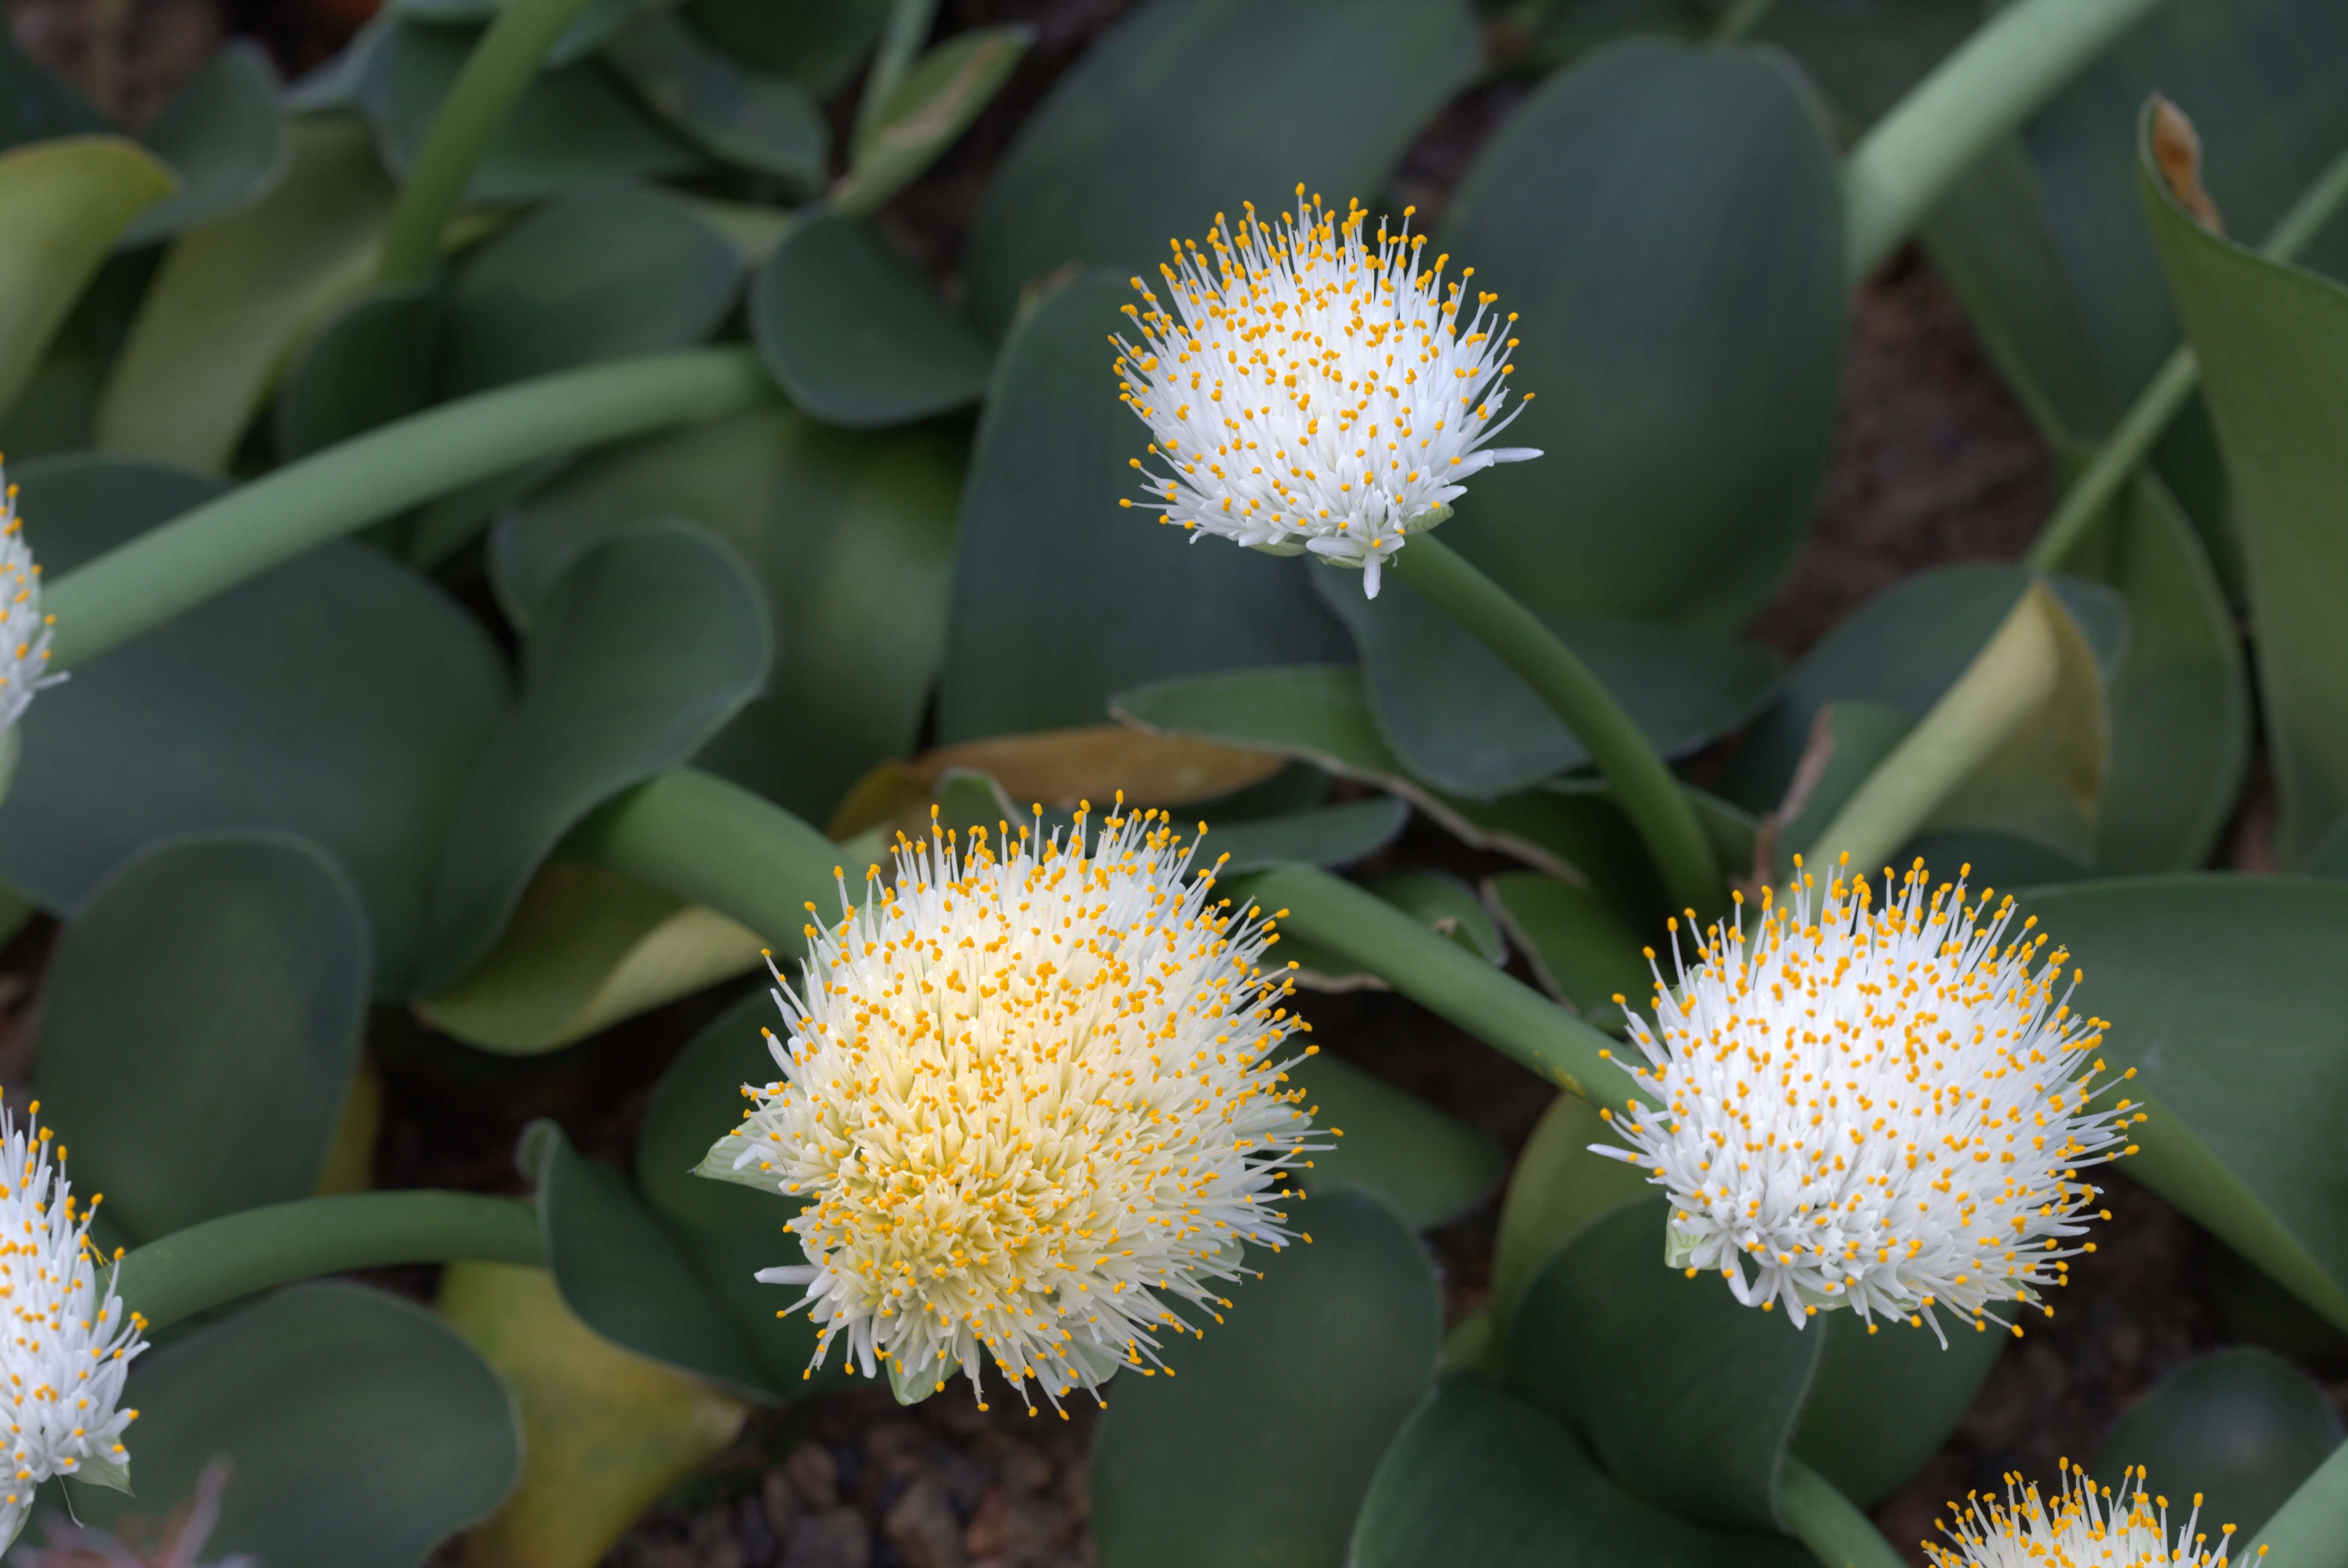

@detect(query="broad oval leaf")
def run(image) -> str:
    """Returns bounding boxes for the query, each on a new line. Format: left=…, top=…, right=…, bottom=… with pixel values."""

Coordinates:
left=1351, top=1375, right=1811, bottom=1568
left=1293, top=1050, right=1503, bottom=1230
left=962, top=0, right=1478, bottom=335
left=1090, top=1188, right=1440, bottom=1568
left=0, top=136, right=175, bottom=417
left=39, top=834, right=370, bottom=1243
left=1788, top=1311, right=2003, bottom=1508
left=2017, top=875, right=2348, bottom=1332
left=1437, top=39, right=1844, bottom=628
left=2096, top=1347, right=2345, bottom=1543
left=0, top=456, right=509, bottom=995
left=417, top=522, right=771, bottom=991
left=72, top=1282, right=520, bottom=1566
left=1505, top=1196, right=1821, bottom=1530
left=751, top=212, right=990, bottom=428
left=1485, top=1093, right=1652, bottom=1348
left=938, top=272, right=1347, bottom=741
left=682, top=0, right=890, bottom=92
left=1483, top=872, right=1647, bottom=1032
left=124, top=41, right=288, bottom=247
left=602, top=10, right=828, bottom=189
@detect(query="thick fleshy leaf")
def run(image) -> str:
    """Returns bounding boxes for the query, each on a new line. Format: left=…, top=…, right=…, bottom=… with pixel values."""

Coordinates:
left=602, top=11, right=826, bottom=188
left=2052, top=473, right=2249, bottom=872
left=1788, top=1313, right=2003, bottom=1508
left=1484, top=1095, right=1652, bottom=1349
left=492, top=408, right=960, bottom=823
left=1753, top=0, right=1975, bottom=126
left=2096, top=1347, right=2344, bottom=1542
left=418, top=523, right=771, bottom=991
left=440, top=1261, right=750, bottom=1568
left=1506, top=1197, right=1820, bottom=1530
left=1438, top=39, right=1843, bottom=628
left=417, top=857, right=763, bottom=1055
left=1294, top=1051, right=1503, bottom=1229
left=388, top=0, right=652, bottom=68
left=962, top=0, right=1478, bottom=335
left=38, top=834, right=369, bottom=1242
left=275, top=280, right=442, bottom=460
left=123, top=42, right=287, bottom=247
left=0, top=27, right=107, bottom=146
left=1360, top=871, right=1506, bottom=966
left=751, top=213, right=990, bottom=428
left=0, top=137, right=174, bottom=418
left=1091, top=1189, right=1440, bottom=1568
left=1483, top=871, right=1646, bottom=1032
left=0, top=457, right=510, bottom=995
left=939, top=272, right=1347, bottom=740
left=1312, top=566, right=1782, bottom=796
left=370, top=18, right=705, bottom=203
left=2017, top=876, right=2348, bottom=1332
left=72, top=1283, right=520, bottom=1564
left=832, top=26, right=1028, bottom=217
left=682, top=0, right=890, bottom=92
left=1351, top=1375, right=1811, bottom=1568
left=95, top=117, right=396, bottom=474
left=1204, top=796, right=1407, bottom=874
left=529, top=1119, right=778, bottom=1398
left=2143, top=132, right=2348, bottom=867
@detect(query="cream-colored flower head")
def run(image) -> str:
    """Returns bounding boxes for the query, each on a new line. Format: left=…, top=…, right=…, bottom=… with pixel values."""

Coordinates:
left=701, top=800, right=1323, bottom=1411
left=0, top=1098, right=148, bottom=1548
left=1594, top=857, right=2140, bottom=1339
left=1926, top=1459, right=2256, bottom=1568
left=1112, top=188, right=1540, bottom=597
left=0, top=465, right=61, bottom=737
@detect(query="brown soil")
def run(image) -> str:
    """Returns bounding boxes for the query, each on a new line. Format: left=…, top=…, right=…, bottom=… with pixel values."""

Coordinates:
left=3, top=4, right=2336, bottom=1568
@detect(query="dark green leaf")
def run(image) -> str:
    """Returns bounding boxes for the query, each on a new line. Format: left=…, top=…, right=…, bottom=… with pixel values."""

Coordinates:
left=2143, top=127, right=2348, bottom=868
left=1091, top=1189, right=1440, bottom=1568
left=940, top=273, right=1346, bottom=740
left=1439, top=39, right=1844, bottom=628
left=418, top=523, right=771, bottom=990
left=1360, top=871, right=1506, bottom=965
left=275, top=281, right=442, bottom=460
left=833, top=26, right=1028, bottom=217
left=1755, top=0, right=1975, bottom=128
left=751, top=213, right=989, bottom=428
left=1294, top=1051, right=1503, bottom=1229
left=1505, top=1197, right=1820, bottom=1530
left=389, top=0, right=652, bottom=68
left=1315, top=565, right=1782, bottom=796
left=71, top=1282, right=519, bottom=1565
left=1485, top=1094, right=1651, bottom=1346
left=0, top=26, right=107, bottom=147
left=1203, top=796, right=1406, bottom=875
left=531, top=1118, right=777, bottom=1398
left=371, top=19, right=704, bottom=204
left=491, top=408, right=961, bottom=823
left=1351, top=1374, right=1812, bottom=1568
left=1483, top=871, right=1646, bottom=1031
left=682, top=0, right=891, bottom=93
left=636, top=989, right=843, bottom=1393
left=2018, top=876, right=2348, bottom=1332
left=2096, top=1348, right=2345, bottom=1542
left=0, top=457, right=509, bottom=995
left=125, top=42, right=286, bottom=247
left=39, top=835, right=368, bottom=1242
left=962, top=0, right=1479, bottom=335
left=603, top=11, right=828, bottom=188
left=1789, top=1313, right=2003, bottom=1507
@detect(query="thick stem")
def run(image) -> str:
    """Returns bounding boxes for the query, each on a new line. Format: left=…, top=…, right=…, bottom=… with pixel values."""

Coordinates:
left=1235, top=864, right=1626, bottom=1105
left=563, top=768, right=844, bottom=952
left=1843, top=0, right=2171, bottom=282
left=2248, top=1436, right=2348, bottom=1567
left=115, top=1191, right=542, bottom=1333
left=2026, top=136, right=2348, bottom=569
left=46, top=347, right=775, bottom=668
left=1393, top=536, right=1720, bottom=913
left=1778, top=1457, right=1908, bottom=1568
left=377, top=0, right=602, bottom=284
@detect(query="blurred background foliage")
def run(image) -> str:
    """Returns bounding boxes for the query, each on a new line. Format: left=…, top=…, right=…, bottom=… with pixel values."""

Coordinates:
left=0, top=0, right=2346, bottom=1562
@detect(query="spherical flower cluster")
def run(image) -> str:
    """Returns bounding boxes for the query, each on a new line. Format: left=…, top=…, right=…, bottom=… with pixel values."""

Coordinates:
left=1112, top=188, right=1540, bottom=598
left=0, top=467, right=61, bottom=736
left=703, top=801, right=1323, bottom=1411
left=0, top=1098, right=147, bottom=1547
left=1592, top=857, right=2143, bottom=1339
left=1926, top=1459, right=2256, bottom=1568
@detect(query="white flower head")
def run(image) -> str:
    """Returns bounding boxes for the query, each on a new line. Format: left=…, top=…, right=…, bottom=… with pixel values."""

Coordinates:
left=703, top=799, right=1324, bottom=1412
left=0, top=1097, right=148, bottom=1547
left=1593, top=857, right=2141, bottom=1339
left=0, top=467, right=62, bottom=734
left=1926, top=1458, right=2253, bottom=1568
left=1112, top=188, right=1541, bottom=598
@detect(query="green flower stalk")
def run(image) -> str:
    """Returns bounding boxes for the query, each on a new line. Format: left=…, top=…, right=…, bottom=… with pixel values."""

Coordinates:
left=1112, top=191, right=1721, bottom=910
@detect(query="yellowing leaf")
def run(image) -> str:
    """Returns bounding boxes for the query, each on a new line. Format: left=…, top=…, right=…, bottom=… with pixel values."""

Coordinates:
left=0, top=135, right=175, bottom=419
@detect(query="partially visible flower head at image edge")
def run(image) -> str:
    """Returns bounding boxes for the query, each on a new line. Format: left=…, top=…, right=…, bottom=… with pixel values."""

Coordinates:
left=1112, top=187, right=1541, bottom=598
left=1926, top=1458, right=2259, bottom=1568
left=700, top=799, right=1326, bottom=1412
left=0, top=461, right=63, bottom=736
left=0, top=1094, right=150, bottom=1550
left=1594, top=856, right=2143, bottom=1340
